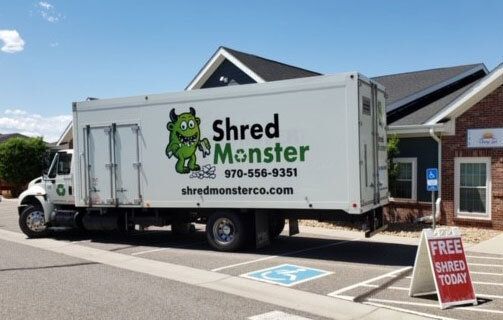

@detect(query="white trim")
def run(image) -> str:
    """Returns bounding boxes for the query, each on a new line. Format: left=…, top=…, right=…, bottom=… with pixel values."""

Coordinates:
left=387, top=123, right=450, bottom=137
left=454, top=157, right=492, bottom=220
left=56, top=121, right=73, bottom=146
left=387, top=65, right=488, bottom=113
left=186, top=47, right=265, bottom=90
left=426, top=63, right=503, bottom=124
left=392, top=157, right=417, bottom=201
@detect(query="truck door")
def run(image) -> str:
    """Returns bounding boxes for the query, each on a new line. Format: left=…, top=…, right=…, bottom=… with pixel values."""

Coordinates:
left=86, top=126, right=115, bottom=206
left=376, top=90, right=388, bottom=203
left=46, top=151, right=74, bottom=205
left=85, top=124, right=142, bottom=206
left=359, top=81, right=377, bottom=207
left=113, top=124, right=142, bottom=205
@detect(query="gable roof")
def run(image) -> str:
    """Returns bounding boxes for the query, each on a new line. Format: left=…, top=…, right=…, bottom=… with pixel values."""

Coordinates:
left=186, top=46, right=320, bottom=90
left=372, top=64, right=487, bottom=113
left=222, top=47, right=321, bottom=82
left=390, top=80, right=480, bottom=126
left=426, top=63, right=503, bottom=125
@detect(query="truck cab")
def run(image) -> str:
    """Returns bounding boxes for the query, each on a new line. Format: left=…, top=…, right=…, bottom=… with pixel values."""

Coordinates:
left=18, top=149, right=74, bottom=237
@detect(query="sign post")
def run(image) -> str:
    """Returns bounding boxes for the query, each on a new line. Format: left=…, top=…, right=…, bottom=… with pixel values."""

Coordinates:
left=409, top=228, right=477, bottom=309
left=426, top=168, right=438, bottom=230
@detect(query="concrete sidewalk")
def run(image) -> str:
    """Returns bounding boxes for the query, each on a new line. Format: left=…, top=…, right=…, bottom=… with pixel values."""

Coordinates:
left=467, top=233, right=503, bottom=255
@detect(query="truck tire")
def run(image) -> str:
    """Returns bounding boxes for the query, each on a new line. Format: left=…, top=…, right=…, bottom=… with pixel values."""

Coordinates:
left=19, top=205, right=49, bottom=238
left=269, top=217, right=285, bottom=240
left=206, top=212, right=247, bottom=251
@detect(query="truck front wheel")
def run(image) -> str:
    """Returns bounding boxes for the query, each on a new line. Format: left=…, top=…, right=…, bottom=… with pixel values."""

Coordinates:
left=19, top=205, right=49, bottom=238
left=206, top=212, right=247, bottom=251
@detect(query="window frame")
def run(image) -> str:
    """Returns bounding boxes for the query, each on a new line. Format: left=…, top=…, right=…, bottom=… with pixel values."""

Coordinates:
left=56, top=152, right=72, bottom=176
left=454, top=157, right=492, bottom=220
left=390, top=157, right=417, bottom=202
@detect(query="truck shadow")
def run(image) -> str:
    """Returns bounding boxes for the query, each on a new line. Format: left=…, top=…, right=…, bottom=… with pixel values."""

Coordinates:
left=49, top=228, right=418, bottom=267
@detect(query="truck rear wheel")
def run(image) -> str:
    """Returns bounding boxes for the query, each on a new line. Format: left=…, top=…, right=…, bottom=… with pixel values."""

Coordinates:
left=206, top=212, right=247, bottom=251
left=19, top=205, right=49, bottom=238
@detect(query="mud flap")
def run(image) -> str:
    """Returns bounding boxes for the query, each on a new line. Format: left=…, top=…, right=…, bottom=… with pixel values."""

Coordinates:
left=254, top=211, right=270, bottom=249
left=364, top=208, right=387, bottom=238
left=288, top=218, right=299, bottom=236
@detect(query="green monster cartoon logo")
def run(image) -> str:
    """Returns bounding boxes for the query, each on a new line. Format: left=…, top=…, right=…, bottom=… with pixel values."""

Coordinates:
left=166, top=107, right=211, bottom=174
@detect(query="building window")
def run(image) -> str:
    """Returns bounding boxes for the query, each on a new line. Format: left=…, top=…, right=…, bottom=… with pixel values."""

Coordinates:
left=455, top=157, right=491, bottom=218
left=391, top=158, right=417, bottom=201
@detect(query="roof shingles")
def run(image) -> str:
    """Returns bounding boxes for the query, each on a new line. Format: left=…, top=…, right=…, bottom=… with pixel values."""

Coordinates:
left=202, top=47, right=487, bottom=127
left=371, top=64, right=483, bottom=111
left=222, top=47, right=321, bottom=81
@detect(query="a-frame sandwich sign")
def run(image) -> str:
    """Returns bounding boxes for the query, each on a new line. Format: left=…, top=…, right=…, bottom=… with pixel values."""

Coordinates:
left=409, top=227, right=477, bottom=309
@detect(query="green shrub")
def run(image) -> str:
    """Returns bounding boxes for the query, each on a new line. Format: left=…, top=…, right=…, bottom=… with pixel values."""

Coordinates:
left=387, top=134, right=400, bottom=192
left=0, top=137, right=47, bottom=197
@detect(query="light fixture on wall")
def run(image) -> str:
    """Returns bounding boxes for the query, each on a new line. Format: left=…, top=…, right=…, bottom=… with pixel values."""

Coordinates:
left=219, top=76, right=229, bottom=84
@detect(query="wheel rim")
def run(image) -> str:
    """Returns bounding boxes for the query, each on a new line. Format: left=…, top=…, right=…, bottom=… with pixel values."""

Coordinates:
left=25, top=210, right=46, bottom=233
left=212, top=217, right=235, bottom=246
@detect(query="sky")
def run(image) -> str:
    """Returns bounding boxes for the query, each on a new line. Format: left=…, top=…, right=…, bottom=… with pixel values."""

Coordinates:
left=1, top=0, right=502, bottom=142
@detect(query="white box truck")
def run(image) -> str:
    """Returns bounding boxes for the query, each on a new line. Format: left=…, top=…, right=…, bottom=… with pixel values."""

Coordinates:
left=18, top=72, right=388, bottom=251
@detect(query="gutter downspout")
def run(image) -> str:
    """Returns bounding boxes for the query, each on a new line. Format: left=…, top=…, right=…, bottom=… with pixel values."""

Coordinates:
left=416, top=128, right=442, bottom=223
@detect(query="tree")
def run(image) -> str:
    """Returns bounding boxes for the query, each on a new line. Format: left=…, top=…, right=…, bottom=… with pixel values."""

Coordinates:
left=0, top=137, right=47, bottom=197
left=387, top=134, right=400, bottom=193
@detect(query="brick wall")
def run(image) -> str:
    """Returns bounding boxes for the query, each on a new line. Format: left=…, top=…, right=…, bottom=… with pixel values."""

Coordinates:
left=384, top=201, right=433, bottom=223
left=441, top=85, right=503, bottom=230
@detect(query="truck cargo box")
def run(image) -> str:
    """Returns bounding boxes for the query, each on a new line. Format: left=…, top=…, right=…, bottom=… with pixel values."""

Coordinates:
left=73, top=73, right=388, bottom=214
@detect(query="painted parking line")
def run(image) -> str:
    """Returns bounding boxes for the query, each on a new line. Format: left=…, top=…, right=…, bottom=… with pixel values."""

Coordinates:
left=211, top=237, right=359, bottom=272
left=404, top=276, right=502, bottom=286
left=327, top=266, right=412, bottom=299
left=360, top=283, right=409, bottom=291
left=467, top=271, right=502, bottom=276
left=467, top=255, right=503, bottom=261
left=248, top=310, right=312, bottom=320
left=364, top=301, right=459, bottom=320
left=468, top=262, right=503, bottom=267
left=472, top=281, right=503, bottom=286
left=1, top=229, right=410, bottom=320
left=366, top=298, right=503, bottom=315
left=375, top=284, right=503, bottom=300
left=132, top=248, right=170, bottom=256
left=131, top=241, right=206, bottom=256
left=241, top=264, right=332, bottom=287
left=407, top=269, right=502, bottom=277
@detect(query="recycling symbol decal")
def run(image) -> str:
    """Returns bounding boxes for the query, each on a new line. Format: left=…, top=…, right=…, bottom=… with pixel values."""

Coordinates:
left=234, top=149, right=247, bottom=163
left=56, top=184, right=66, bottom=196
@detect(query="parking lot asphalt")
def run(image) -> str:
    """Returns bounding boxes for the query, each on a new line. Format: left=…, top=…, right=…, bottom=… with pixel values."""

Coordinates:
left=0, top=238, right=332, bottom=320
left=2, top=199, right=502, bottom=320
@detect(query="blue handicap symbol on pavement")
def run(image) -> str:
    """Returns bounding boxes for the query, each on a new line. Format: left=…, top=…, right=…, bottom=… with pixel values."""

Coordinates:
left=242, top=264, right=332, bottom=287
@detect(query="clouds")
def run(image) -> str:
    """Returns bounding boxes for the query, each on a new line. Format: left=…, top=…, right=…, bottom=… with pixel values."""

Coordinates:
left=0, top=30, right=25, bottom=53
left=37, top=1, right=63, bottom=23
left=38, top=1, right=53, bottom=10
left=0, top=109, right=71, bottom=142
